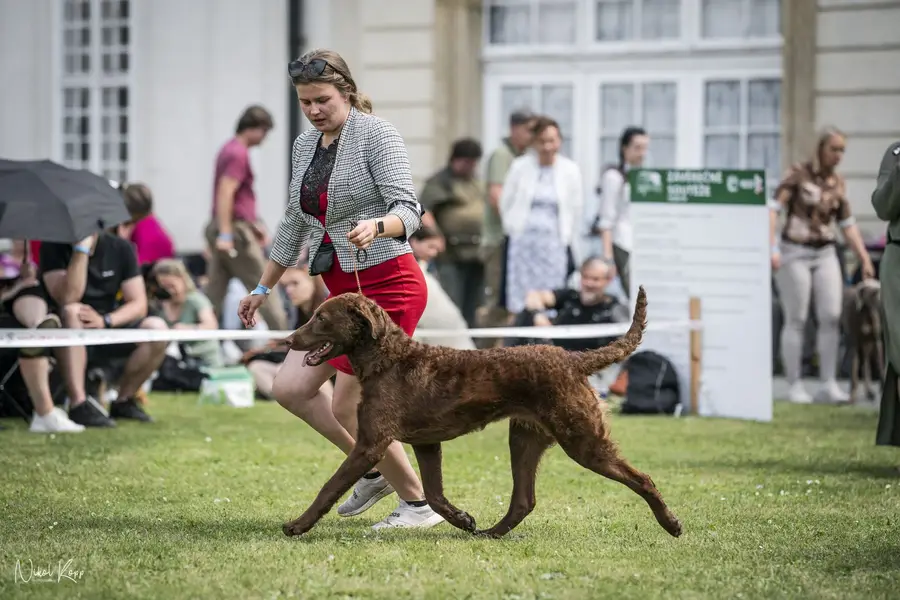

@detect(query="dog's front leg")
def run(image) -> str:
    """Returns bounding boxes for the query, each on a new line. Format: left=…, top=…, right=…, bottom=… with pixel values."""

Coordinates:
left=413, top=444, right=477, bottom=533
left=283, top=439, right=391, bottom=538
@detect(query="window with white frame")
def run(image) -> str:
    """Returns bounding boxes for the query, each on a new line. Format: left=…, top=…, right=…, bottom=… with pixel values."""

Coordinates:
left=703, top=78, right=780, bottom=187
left=500, top=83, right=576, bottom=157
left=60, top=0, right=131, bottom=182
left=701, top=0, right=780, bottom=39
left=594, top=0, right=681, bottom=42
left=487, top=0, right=578, bottom=45
left=598, top=82, right=677, bottom=168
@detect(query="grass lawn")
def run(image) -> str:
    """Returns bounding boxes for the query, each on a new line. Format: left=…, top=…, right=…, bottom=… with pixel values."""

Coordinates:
left=1, top=395, right=898, bottom=600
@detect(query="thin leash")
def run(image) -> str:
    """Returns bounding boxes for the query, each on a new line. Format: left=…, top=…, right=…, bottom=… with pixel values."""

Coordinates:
left=349, top=220, right=366, bottom=295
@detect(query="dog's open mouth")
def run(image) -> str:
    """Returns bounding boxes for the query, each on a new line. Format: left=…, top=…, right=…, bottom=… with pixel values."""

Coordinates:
left=304, top=341, right=334, bottom=366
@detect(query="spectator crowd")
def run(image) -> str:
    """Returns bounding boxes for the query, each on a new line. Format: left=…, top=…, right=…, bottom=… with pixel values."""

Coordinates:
left=0, top=104, right=880, bottom=433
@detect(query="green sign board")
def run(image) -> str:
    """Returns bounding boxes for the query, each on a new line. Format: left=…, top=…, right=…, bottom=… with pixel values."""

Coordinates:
left=629, top=169, right=767, bottom=205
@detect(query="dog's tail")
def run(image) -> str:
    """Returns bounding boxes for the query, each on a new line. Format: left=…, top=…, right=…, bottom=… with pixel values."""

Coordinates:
left=573, top=285, right=647, bottom=376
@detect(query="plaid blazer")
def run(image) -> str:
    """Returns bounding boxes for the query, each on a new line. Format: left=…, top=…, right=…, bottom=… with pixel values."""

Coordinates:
left=269, top=107, right=423, bottom=272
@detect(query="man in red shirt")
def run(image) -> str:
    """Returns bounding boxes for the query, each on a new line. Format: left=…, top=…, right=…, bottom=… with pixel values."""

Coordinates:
left=204, top=105, right=287, bottom=330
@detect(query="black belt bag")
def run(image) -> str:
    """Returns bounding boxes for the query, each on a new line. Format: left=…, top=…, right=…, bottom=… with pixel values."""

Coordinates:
left=309, top=242, right=335, bottom=275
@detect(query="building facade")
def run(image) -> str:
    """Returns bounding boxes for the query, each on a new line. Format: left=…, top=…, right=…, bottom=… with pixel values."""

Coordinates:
left=0, top=0, right=895, bottom=252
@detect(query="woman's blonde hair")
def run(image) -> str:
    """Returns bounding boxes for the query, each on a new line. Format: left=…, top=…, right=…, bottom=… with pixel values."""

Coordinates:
left=289, top=48, right=373, bottom=114
left=812, top=125, right=846, bottom=172
left=151, top=259, right=196, bottom=293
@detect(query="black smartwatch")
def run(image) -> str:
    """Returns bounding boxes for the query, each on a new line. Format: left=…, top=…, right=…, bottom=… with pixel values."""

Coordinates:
left=375, top=219, right=385, bottom=236
left=103, top=314, right=113, bottom=328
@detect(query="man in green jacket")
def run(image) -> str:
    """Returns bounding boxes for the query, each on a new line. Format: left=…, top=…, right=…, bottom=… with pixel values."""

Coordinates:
left=872, top=141, right=900, bottom=449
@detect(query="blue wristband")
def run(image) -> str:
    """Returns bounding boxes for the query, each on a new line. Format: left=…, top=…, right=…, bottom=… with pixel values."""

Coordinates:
left=217, top=232, right=233, bottom=242
left=251, top=284, right=270, bottom=296
left=74, top=244, right=91, bottom=255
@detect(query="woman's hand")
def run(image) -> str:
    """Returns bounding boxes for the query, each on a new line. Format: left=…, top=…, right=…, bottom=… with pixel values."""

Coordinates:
left=238, top=294, right=268, bottom=328
left=348, top=219, right=378, bottom=250
left=861, top=255, right=876, bottom=279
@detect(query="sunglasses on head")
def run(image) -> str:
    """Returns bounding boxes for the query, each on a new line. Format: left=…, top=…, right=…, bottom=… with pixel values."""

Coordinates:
left=288, top=58, right=348, bottom=82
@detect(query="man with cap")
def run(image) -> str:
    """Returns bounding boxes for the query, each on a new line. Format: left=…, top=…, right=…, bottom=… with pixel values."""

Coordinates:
left=477, top=110, right=536, bottom=343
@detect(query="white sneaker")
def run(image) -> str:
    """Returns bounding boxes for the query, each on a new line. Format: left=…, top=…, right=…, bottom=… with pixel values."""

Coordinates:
left=788, top=381, right=813, bottom=404
left=371, top=501, right=445, bottom=530
left=29, top=408, right=85, bottom=433
left=337, top=474, right=395, bottom=517
left=818, top=380, right=850, bottom=404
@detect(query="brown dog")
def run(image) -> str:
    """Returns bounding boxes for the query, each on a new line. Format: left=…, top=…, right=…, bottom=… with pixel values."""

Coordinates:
left=842, top=279, right=884, bottom=403
left=281, top=286, right=682, bottom=540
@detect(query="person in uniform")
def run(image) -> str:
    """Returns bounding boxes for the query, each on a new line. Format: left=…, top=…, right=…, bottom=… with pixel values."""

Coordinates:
left=871, top=140, right=900, bottom=453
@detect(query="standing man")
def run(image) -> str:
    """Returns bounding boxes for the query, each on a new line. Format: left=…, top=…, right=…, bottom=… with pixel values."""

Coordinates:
left=205, top=105, right=287, bottom=331
left=872, top=140, right=900, bottom=451
left=420, top=138, right=486, bottom=328
left=478, top=110, right=535, bottom=338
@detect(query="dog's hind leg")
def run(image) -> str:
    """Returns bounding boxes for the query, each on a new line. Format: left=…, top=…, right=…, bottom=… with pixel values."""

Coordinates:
left=546, top=401, right=682, bottom=538
left=413, top=443, right=477, bottom=533
left=474, top=419, right=555, bottom=539
left=283, top=437, right=392, bottom=538
left=850, top=351, right=860, bottom=403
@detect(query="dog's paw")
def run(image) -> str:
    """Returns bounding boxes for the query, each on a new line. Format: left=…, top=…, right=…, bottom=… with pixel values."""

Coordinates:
left=661, top=514, right=683, bottom=538
left=282, top=519, right=311, bottom=537
left=455, top=511, right=477, bottom=532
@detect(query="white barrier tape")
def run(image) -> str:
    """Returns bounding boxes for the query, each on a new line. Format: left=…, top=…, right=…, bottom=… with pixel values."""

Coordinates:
left=0, top=319, right=702, bottom=349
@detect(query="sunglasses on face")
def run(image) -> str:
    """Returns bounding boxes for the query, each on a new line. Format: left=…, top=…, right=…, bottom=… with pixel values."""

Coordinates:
left=288, top=58, right=348, bottom=82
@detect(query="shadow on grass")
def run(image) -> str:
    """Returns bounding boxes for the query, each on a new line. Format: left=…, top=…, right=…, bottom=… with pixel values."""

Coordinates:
left=820, top=539, right=900, bottom=576
left=75, top=514, right=477, bottom=545
left=683, top=457, right=900, bottom=480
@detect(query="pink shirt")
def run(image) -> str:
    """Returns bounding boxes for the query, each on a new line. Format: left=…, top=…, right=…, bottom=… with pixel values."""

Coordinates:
left=130, top=214, right=175, bottom=265
left=211, top=137, right=257, bottom=223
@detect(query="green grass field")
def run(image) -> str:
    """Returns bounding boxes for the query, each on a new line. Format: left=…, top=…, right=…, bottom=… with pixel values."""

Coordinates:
left=1, top=396, right=898, bottom=600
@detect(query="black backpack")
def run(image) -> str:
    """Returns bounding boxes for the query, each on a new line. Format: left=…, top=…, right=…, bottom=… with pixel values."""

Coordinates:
left=620, top=350, right=681, bottom=415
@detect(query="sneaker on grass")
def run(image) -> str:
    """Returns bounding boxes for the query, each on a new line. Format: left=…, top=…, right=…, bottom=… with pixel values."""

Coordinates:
left=337, top=474, right=395, bottom=517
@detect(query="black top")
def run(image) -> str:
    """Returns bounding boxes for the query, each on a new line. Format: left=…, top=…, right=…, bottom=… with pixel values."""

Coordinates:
left=40, top=232, right=140, bottom=314
left=299, top=137, right=338, bottom=218
left=548, top=290, right=629, bottom=352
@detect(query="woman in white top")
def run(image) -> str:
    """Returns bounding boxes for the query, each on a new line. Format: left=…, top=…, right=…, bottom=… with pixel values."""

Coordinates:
left=592, top=127, right=649, bottom=297
left=500, top=116, right=584, bottom=314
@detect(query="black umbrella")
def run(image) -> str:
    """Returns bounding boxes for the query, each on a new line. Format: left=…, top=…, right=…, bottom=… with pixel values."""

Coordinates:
left=0, top=159, right=131, bottom=243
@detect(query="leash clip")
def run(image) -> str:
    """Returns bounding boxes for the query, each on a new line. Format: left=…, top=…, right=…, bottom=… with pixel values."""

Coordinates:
left=348, top=220, right=368, bottom=264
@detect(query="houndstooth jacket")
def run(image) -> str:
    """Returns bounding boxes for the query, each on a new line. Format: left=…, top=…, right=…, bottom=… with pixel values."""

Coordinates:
left=269, top=107, right=423, bottom=272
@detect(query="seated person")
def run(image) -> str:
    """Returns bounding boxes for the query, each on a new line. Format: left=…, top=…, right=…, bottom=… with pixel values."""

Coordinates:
left=0, top=240, right=82, bottom=433
left=408, top=226, right=475, bottom=350
left=509, top=256, right=629, bottom=352
left=242, top=264, right=329, bottom=399
left=151, top=259, right=223, bottom=368
left=41, top=208, right=168, bottom=428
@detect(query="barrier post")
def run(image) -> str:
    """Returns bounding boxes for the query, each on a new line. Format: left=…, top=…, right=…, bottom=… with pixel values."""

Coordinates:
left=689, top=296, right=702, bottom=415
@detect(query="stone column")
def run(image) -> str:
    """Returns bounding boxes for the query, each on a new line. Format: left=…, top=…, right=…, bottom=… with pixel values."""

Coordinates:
left=781, top=0, right=818, bottom=168
left=433, top=0, right=483, bottom=161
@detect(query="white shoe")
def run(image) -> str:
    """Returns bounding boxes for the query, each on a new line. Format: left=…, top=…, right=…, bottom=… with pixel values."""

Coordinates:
left=371, top=501, right=445, bottom=530
left=29, top=408, right=85, bottom=433
left=818, top=380, right=850, bottom=404
left=337, top=474, right=395, bottom=517
left=788, top=381, right=813, bottom=404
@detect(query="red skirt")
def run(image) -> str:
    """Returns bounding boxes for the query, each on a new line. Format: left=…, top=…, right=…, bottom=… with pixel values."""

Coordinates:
left=320, top=251, right=427, bottom=375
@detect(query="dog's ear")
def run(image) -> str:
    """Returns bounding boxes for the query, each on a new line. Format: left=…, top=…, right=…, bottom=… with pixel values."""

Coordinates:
left=350, top=296, right=391, bottom=340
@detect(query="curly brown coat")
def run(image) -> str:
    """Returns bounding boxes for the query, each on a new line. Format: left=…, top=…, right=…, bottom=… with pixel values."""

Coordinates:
left=281, top=286, right=682, bottom=539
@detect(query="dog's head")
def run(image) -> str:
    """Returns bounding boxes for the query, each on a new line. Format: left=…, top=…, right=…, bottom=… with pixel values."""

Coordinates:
left=286, top=293, right=395, bottom=367
left=855, top=279, right=882, bottom=315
